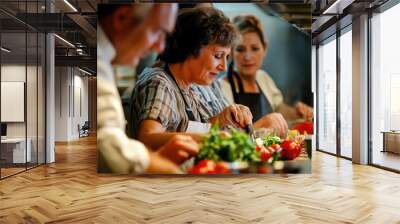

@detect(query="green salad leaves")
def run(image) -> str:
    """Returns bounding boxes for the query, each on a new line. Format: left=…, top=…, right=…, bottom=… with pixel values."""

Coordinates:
left=263, top=135, right=281, bottom=146
left=196, top=124, right=260, bottom=163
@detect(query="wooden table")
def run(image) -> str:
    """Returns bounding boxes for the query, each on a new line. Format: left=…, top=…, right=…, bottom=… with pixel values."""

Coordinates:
left=1, top=138, right=32, bottom=165
left=381, top=131, right=400, bottom=154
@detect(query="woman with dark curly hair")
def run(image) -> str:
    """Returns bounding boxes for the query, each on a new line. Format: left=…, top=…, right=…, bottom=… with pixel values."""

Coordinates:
left=130, top=7, right=253, bottom=146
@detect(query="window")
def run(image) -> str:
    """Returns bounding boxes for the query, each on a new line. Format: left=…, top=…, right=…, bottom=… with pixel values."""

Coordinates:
left=317, top=36, right=337, bottom=154
left=339, top=28, right=352, bottom=158
left=0, top=1, right=47, bottom=179
left=371, top=2, right=400, bottom=171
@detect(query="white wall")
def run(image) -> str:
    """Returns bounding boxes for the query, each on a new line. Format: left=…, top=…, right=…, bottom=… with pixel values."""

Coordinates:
left=55, top=66, right=69, bottom=141
left=72, top=73, right=89, bottom=138
left=54, top=67, right=89, bottom=141
left=1, top=65, right=26, bottom=139
left=1, top=65, right=38, bottom=138
left=1, top=64, right=46, bottom=164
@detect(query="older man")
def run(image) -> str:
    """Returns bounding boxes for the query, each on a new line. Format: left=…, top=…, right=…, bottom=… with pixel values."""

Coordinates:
left=97, top=4, right=198, bottom=174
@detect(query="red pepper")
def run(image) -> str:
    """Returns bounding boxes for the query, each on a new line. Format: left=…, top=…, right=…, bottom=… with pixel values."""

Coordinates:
left=292, top=121, right=313, bottom=135
left=280, top=140, right=302, bottom=160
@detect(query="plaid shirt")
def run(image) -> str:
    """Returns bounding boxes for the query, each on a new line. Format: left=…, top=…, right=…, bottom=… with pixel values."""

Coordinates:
left=191, top=80, right=231, bottom=116
left=130, top=67, right=216, bottom=137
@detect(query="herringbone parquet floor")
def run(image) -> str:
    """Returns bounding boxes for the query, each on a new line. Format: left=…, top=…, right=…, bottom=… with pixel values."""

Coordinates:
left=1, top=135, right=400, bottom=224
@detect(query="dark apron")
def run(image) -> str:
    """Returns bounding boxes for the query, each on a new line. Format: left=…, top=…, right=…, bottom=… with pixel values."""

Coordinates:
left=228, top=70, right=272, bottom=122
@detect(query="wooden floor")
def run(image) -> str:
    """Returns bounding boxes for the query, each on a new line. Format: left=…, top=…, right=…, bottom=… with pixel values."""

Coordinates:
left=1, top=163, right=45, bottom=178
left=1, top=167, right=26, bottom=178
left=0, top=135, right=400, bottom=224
left=373, top=151, right=400, bottom=171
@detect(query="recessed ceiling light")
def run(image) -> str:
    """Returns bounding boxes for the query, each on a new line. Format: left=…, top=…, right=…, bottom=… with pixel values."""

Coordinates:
left=322, top=0, right=352, bottom=15
left=63, top=0, right=78, bottom=12
left=1, top=47, right=11, bottom=53
left=78, top=67, right=92, bottom=76
left=54, top=34, right=75, bottom=48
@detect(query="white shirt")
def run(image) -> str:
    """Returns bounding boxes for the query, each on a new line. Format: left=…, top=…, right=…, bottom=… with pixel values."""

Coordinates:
left=97, top=26, right=149, bottom=173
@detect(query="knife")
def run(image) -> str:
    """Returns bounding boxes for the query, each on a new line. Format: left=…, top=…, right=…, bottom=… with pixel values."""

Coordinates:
left=245, top=123, right=255, bottom=143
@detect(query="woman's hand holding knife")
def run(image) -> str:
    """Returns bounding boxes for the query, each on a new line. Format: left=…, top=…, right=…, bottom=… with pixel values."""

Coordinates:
left=209, top=104, right=254, bottom=132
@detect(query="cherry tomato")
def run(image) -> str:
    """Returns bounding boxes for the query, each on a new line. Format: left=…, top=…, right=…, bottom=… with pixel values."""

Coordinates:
left=196, top=160, right=211, bottom=168
left=267, top=146, right=275, bottom=154
left=271, top=144, right=280, bottom=151
left=260, top=148, right=271, bottom=162
left=281, top=140, right=301, bottom=160
left=188, top=160, right=216, bottom=174
left=258, top=167, right=268, bottom=174
left=215, top=162, right=230, bottom=174
left=188, top=160, right=231, bottom=174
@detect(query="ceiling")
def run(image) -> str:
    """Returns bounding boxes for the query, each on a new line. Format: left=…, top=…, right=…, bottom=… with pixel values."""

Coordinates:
left=263, top=0, right=391, bottom=37
left=0, top=0, right=102, bottom=73
left=261, top=0, right=312, bottom=34
left=311, top=0, right=390, bottom=43
left=7, top=0, right=386, bottom=71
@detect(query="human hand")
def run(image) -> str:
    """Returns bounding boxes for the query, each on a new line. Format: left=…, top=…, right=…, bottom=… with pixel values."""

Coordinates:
left=156, top=135, right=199, bottom=165
left=295, top=102, right=313, bottom=120
left=210, top=104, right=253, bottom=129
left=254, top=113, right=288, bottom=138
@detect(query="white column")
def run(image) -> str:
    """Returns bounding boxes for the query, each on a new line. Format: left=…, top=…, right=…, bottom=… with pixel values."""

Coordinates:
left=312, top=45, right=317, bottom=151
left=46, top=33, right=55, bottom=163
left=352, top=14, right=369, bottom=164
left=45, top=0, right=55, bottom=163
left=55, top=67, right=74, bottom=141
